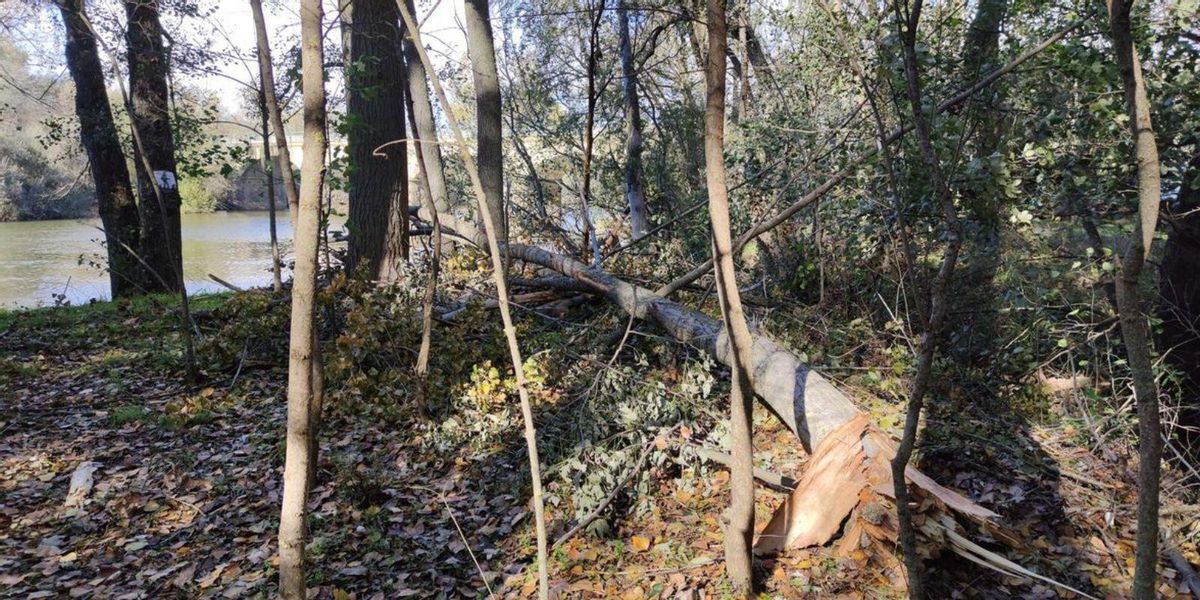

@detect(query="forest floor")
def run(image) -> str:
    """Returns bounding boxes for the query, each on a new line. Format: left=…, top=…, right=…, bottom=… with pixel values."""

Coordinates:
left=1, top=289, right=1198, bottom=599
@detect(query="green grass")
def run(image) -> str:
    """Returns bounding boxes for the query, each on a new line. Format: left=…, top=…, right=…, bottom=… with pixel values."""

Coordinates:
left=109, top=404, right=151, bottom=426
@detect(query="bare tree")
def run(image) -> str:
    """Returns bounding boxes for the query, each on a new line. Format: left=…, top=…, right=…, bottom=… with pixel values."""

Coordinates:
left=277, top=0, right=327, bottom=595
left=889, top=0, right=964, bottom=596
left=396, top=2, right=549, bottom=596
left=55, top=0, right=143, bottom=298
left=1106, top=0, right=1164, bottom=596
left=704, top=0, right=756, bottom=595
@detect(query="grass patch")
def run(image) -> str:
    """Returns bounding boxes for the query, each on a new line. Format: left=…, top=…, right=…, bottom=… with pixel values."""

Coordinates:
left=109, top=404, right=151, bottom=426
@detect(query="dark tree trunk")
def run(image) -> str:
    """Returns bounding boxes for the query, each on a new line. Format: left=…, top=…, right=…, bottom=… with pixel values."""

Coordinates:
left=124, top=0, right=184, bottom=293
left=345, top=0, right=408, bottom=280
left=1161, top=148, right=1200, bottom=446
left=952, top=0, right=1009, bottom=365
left=465, top=0, right=506, bottom=244
left=56, top=0, right=143, bottom=298
left=890, top=1, right=964, bottom=595
left=258, top=88, right=283, bottom=293
left=618, top=0, right=651, bottom=238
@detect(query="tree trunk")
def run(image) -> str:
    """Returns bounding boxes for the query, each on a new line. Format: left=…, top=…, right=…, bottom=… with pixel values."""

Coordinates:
left=345, top=0, right=409, bottom=280
left=618, top=0, right=651, bottom=239
left=705, top=0, right=756, bottom=594
left=953, top=0, right=1009, bottom=365
left=278, top=0, right=327, bottom=595
left=258, top=88, right=283, bottom=293
left=891, top=1, right=964, bottom=596
left=465, top=0, right=506, bottom=245
left=402, top=0, right=452, bottom=221
left=249, top=0, right=299, bottom=221
left=580, top=0, right=605, bottom=264
left=1107, top=0, right=1164, bottom=597
left=1160, top=148, right=1200, bottom=447
left=124, top=0, right=184, bottom=293
left=56, top=0, right=143, bottom=299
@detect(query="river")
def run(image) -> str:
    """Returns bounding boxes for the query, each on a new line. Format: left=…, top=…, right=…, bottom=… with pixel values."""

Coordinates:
left=0, top=211, right=340, bottom=309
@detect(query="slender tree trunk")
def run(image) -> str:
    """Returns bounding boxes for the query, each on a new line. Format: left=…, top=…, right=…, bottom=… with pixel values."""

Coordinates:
left=396, top=4, right=549, bottom=597
left=414, top=187, right=440, bottom=416
left=278, top=0, right=327, bottom=595
left=345, top=0, right=409, bottom=280
left=124, top=0, right=183, bottom=294
left=249, top=0, right=323, bottom=488
left=465, top=0, right=506, bottom=245
left=56, top=0, right=143, bottom=298
left=402, top=0, right=452, bottom=222
left=249, top=0, right=299, bottom=222
left=407, top=48, right=439, bottom=417
left=617, top=0, right=650, bottom=238
left=258, top=89, right=283, bottom=293
left=890, top=1, right=964, bottom=597
left=580, top=0, right=605, bottom=264
left=705, top=1, right=755, bottom=594
left=1107, top=1, right=1164, bottom=597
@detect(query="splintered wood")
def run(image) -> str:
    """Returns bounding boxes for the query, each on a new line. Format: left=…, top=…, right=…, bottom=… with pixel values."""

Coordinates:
left=754, top=414, right=997, bottom=556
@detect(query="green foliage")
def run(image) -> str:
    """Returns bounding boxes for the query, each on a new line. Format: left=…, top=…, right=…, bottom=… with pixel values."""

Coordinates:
left=179, top=175, right=229, bottom=213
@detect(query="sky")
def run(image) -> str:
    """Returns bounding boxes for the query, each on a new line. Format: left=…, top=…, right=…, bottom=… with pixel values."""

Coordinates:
left=2, top=0, right=468, bottom=117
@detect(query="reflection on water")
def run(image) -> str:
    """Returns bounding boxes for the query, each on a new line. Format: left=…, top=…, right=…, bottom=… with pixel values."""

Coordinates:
left=0, top=211, right=343, bottom=309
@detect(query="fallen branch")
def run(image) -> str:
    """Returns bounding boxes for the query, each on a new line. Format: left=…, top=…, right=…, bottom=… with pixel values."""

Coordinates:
left=692, top=446, right=796, bottom=493
left=208, top=274, right=244, bottom=292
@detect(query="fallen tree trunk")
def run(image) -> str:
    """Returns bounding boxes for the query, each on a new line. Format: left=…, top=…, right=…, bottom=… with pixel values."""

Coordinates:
left=429, top=210, right=994, bottom=511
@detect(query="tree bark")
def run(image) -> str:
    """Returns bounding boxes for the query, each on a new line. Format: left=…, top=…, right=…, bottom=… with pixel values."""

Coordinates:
left=891, top=1, right=964, bottom=596
left=249, top=0, right=299, bottom=221
left=278, top=0, right=327, bottom=595
left=258, top=87, right=283, bottom=293
left=56, top=0, right=143, bottom=299
left=705, top=0, right=755, bottom=594
left=465, top=0, right=506, bottom=245
left=345, top=0, right=409, bottom=280
left=618, top=0, right=651, bottom=238
left=402, top=0, right=452, bottom=221
left=396, top=3, right=549, bottom=596
left=1160, top=148, right=1200, bottom=447
left=124, top=0, right=184, bottom=293
left=1107, top=0, right=1164, bottom=597
left=580, top=0, right=605, bottom=264
left=953, top=0, right=1009, bottom=364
